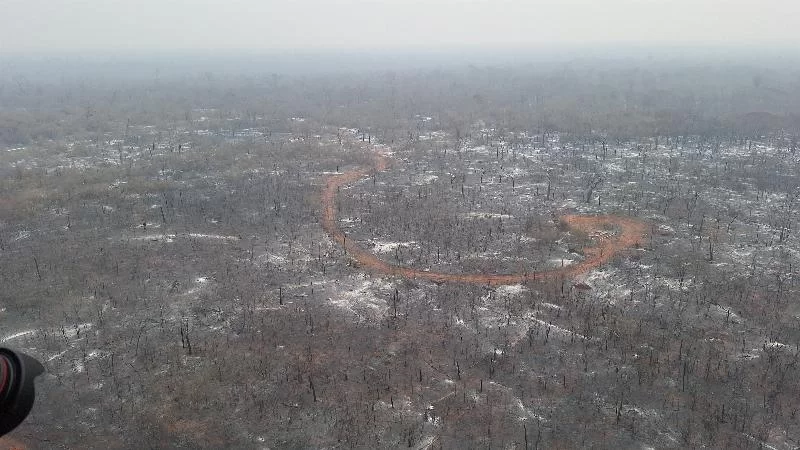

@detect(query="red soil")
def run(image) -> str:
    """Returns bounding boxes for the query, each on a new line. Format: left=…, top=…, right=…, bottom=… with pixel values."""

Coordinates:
left=321, top=152, right=647, bottom=285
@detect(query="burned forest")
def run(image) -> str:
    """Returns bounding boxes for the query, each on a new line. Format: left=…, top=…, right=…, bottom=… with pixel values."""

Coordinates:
left=2, top=55, right=800, bottom=449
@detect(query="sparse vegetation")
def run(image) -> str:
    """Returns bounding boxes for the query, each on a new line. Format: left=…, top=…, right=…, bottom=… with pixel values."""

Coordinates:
left=2, top=55, right=800, bottom=449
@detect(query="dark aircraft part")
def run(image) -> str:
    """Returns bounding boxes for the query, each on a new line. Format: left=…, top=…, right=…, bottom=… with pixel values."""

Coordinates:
left=0, top=348, right=44, bottom=438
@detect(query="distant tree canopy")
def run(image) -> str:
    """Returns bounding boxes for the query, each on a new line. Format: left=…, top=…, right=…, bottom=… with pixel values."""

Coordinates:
left=1, top=56, right=799, bottom=148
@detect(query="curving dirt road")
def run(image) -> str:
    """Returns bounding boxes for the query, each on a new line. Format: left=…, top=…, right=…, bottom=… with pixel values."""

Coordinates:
left=321, top=151, right=647, bottom=285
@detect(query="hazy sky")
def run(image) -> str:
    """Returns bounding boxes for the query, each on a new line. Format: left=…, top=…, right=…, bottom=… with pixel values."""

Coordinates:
left=2, top=0, right=799, bottom=53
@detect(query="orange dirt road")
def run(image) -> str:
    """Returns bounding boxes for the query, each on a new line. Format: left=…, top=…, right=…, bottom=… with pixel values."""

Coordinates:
left=321, top=152, right=647, bottom=286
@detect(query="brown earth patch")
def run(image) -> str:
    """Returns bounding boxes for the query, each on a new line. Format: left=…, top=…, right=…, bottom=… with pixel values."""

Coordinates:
left=321, top=152, right=647, bottom=285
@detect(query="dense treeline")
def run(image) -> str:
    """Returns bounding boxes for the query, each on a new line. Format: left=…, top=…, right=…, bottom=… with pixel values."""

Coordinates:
left=2, top=55, right=800, bottom=149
